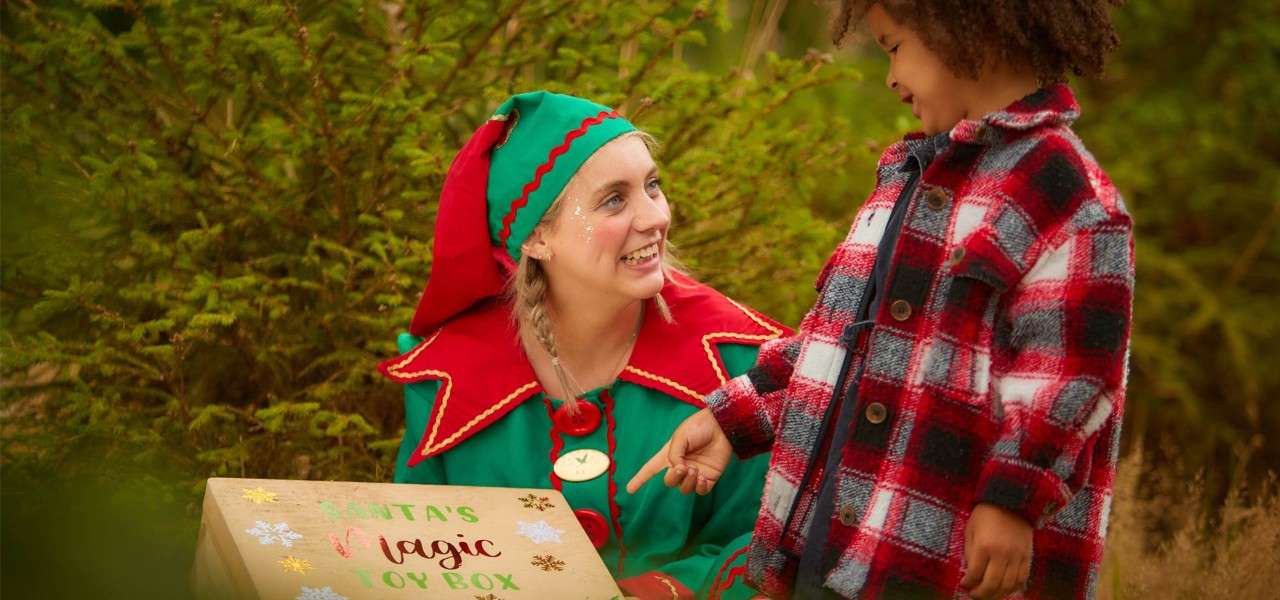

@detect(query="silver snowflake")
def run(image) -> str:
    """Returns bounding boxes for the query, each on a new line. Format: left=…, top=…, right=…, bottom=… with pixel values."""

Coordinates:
left=295, top=586, right=348, bottom=600
left=515, top=519, right=565, bottom=545
left=245, top=520, right=303, bottom=548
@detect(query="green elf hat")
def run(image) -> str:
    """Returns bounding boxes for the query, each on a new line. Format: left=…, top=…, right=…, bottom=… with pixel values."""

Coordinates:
left=409, top=91, right=636, bottom=336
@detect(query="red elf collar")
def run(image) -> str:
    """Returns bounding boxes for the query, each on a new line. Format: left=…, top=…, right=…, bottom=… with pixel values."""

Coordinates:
left=378, top=273, right=789, bottom=464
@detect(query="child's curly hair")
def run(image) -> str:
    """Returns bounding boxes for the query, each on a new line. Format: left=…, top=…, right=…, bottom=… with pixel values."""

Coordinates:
left=828, top=0, right=1124, bottom=83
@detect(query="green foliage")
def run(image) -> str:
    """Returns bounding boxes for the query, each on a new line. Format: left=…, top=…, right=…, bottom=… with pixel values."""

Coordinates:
left=2, top=3, right=1277, bottom=584
left=0, top=0, right=866, bottom=495
left=1071, top=0, right=1280, bottom=494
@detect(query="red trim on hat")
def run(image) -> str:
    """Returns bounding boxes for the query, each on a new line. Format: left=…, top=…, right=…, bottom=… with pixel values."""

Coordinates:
left=497, top=110, right=621, bottom=251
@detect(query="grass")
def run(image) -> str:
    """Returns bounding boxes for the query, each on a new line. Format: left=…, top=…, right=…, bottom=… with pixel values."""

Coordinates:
left=1100, top=451, right=1280, bottom=600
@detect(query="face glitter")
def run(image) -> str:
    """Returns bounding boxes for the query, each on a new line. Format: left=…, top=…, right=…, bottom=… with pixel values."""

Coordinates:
left=569, top=200, right=593, bottom=244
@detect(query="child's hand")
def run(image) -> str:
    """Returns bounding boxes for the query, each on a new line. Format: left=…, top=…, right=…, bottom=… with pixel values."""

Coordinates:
left=625, top=408, right=732, bottom=496
left=960, top=503, right=1033, bottom=599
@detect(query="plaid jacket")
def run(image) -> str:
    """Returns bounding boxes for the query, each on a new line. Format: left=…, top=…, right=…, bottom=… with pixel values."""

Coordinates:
left=707, top=84, right=1134, bottom=599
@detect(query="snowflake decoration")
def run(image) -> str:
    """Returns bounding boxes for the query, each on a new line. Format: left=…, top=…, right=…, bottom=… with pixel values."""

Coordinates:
left=241, top=487, right=279, bottom=504
left=246, top=520, right=303, bottom=547
left=515, top=520, right=564, bottom=544
left=296, top=586, right=348, bottom=600
left=518, top=493, right=554, bottom=511
left=278, top=555, right=313, bottom=574
left=473, top=595, right=503, bottom=600
left=530, top=554, right=566, bottom=572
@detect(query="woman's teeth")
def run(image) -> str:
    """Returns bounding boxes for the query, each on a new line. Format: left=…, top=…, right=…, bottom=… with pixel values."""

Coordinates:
left=620, top=243, right=658, bottom=265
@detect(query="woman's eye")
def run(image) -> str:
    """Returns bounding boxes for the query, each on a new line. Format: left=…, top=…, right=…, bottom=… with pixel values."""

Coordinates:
left=646, top=178, right=662, bottom=193
left=602, top=194, right=624, bottom=209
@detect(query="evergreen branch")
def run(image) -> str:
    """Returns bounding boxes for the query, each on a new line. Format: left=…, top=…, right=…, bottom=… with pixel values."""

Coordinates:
left=622, top=7, right=708, bottom=99
left=122, top=0, right=198, bottom=112
left=434, top=0, right=528, bottom=97
left=1225, top=197, right=1280, bottom=289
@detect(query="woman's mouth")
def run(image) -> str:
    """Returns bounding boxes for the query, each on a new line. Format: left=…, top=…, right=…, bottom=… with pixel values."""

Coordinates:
left=620, top=242, right=660, bottom=268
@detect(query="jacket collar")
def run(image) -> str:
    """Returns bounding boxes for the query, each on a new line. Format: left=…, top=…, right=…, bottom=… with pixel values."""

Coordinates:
left=880, top=83, right=1080, bottom=166
left=378, top=274, right=788, bottom=463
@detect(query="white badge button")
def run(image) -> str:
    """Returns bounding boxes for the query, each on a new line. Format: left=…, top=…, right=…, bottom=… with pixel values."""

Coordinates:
left=553, top=448, right=611, bottom=483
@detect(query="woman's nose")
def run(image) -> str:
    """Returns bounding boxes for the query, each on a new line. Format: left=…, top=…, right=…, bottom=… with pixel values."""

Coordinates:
left=634, top=194, right=670, bottom=232
left=886, top=71, right=898, bottom=90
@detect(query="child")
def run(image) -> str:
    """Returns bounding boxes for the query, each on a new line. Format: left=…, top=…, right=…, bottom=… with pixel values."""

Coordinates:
left=627, top=2, right=1134, bottom=599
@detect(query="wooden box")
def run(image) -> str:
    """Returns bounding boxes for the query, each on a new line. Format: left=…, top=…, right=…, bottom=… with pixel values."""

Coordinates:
left=192, top=477, right=623, bottom=600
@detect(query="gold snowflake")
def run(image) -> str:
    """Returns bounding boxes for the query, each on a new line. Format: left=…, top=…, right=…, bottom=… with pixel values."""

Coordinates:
left=241, top=487, right=278, bottom=504
left=474, top=595, right=503, bottom=600
left=530, top=554, right=565, bottom=572
left=518, top=493, right=553, bottom=511
left=278, top=555, right=312, bottom=574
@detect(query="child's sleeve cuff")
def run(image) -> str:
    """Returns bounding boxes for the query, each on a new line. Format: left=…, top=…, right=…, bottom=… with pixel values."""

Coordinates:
left=704, top=382, right=774, bottom=459
left=974, top=457, right=1071, bottom=527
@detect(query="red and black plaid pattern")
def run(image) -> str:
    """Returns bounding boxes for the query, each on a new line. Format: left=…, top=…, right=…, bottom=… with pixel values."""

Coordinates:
left=707, top=84, right=1134, bottom=599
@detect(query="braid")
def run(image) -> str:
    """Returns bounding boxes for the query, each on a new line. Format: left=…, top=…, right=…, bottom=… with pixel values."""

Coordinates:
left=520, top=257, right=558, bottom=361
left=514, top=253, right=584, bottom=413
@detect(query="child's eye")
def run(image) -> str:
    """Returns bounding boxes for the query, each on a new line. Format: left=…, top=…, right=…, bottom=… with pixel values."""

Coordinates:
left=889, top=44, right=900, bottom=55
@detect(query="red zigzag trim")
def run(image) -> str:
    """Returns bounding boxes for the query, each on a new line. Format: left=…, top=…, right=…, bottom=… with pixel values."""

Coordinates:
left=498, top=110, right=621, bottom=250
left=541, top=396, right=565, bottom=491
left=603, top=389, right=627, bottom=574
left=708, top=546, right=749, bottom=600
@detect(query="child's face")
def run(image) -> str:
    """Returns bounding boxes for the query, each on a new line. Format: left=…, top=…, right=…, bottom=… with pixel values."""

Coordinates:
left=866, top=4, right=970, bottom=135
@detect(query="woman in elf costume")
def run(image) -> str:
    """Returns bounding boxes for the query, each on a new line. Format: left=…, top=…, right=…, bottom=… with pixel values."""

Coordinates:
left=378, top=91, right=788, bottom=600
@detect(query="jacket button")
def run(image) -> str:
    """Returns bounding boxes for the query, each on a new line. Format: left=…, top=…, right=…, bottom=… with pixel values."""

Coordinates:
left=865, top=402, right=888, bottom=424
left=945, top=246, right=965, bottom=267
left=838, top=504, right=857, bottom=527
left=574, top=509, right=610, bottom=549
left=925, top=188, right=948, bottom=210
left=554, top=401, right=602, bottom=436
left=889, top=299, right=912, bottom=321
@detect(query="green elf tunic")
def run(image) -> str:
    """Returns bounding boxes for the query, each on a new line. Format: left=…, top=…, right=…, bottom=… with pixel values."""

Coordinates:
left=380, top=276, right=787, bottom=600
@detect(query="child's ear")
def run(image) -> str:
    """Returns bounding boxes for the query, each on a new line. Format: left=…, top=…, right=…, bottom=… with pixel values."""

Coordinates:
left=522, top=227, right=553, bottom=261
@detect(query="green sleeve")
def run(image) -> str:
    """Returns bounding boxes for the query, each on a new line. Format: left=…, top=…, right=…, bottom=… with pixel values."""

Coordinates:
left=392, top=333, right=448, bottom=485
left=658, top=343, right=768, bottom=598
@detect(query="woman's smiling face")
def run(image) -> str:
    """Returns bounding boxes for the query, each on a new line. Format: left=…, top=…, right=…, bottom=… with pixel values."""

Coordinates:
left=524, top=134, right=671, bottom=303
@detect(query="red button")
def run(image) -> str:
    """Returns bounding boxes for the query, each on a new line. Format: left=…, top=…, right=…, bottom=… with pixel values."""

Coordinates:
left=554, top=401, right=602, bottom=436
left=574, top=509, right=609, bottom=549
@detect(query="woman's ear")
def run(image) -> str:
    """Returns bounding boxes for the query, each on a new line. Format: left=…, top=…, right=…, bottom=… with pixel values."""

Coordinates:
left=522, top=227, right=553, bottom=261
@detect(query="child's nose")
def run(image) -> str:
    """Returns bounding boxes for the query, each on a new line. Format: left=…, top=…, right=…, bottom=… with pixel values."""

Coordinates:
left=886, top=72, right=898, bottom=90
